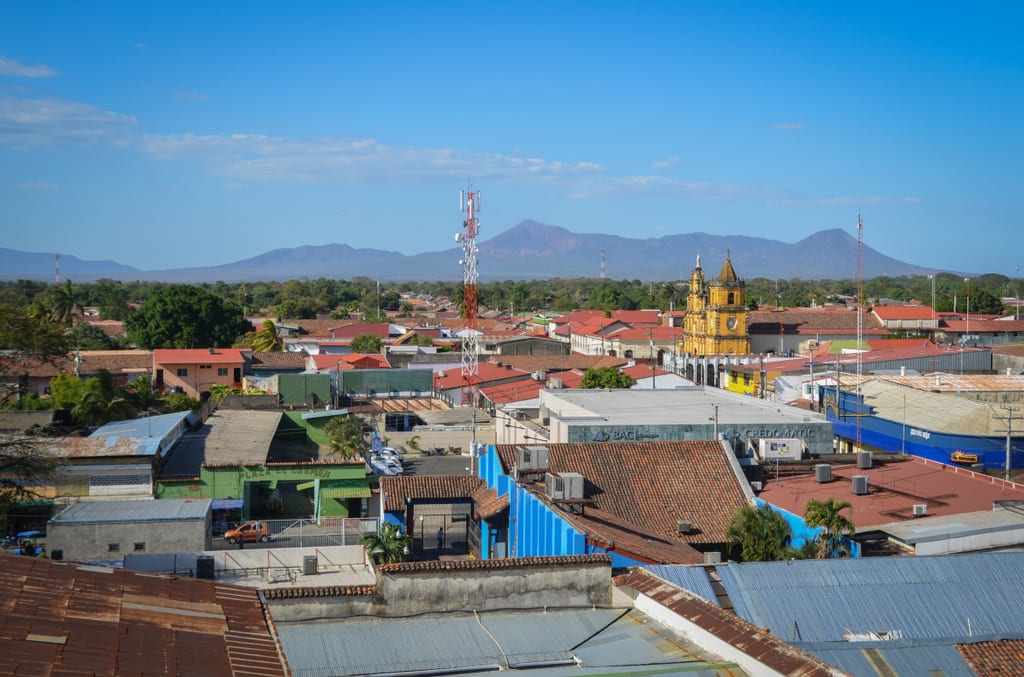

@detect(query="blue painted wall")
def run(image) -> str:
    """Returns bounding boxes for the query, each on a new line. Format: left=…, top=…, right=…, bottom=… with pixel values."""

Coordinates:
left=755, top=497, right=861, bottom=558
left=477, top=444, right=648, bottom=567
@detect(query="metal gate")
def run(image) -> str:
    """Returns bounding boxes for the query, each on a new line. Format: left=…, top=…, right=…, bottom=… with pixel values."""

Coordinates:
left=408, top=503, right=473, bottom=558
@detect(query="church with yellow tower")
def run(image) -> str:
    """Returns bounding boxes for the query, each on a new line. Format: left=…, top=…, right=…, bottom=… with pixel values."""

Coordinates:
left=682, top=252, right=751, bottom=355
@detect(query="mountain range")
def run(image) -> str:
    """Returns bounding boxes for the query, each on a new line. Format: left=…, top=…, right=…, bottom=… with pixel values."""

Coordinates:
left=1, top=220, right=946, bottom=283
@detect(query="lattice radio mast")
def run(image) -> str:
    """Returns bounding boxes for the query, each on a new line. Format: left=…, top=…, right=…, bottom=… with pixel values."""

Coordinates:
left=55, top=253, right=60, bottom=284
left=457, top=186, right=481, bottom=412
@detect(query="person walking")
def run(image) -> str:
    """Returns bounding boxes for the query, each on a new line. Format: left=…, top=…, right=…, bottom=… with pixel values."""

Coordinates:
left=436, top=527, right=444, bottom=552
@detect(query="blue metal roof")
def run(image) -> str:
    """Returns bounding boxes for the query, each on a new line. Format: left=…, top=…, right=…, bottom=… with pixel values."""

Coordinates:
left=274, top=608, right=735, bottom=676
left=716, top=553, right=1024, bottom=644
left=641, top=564, right=718, bottom=604
left=89, top=411, right=193, bottom=456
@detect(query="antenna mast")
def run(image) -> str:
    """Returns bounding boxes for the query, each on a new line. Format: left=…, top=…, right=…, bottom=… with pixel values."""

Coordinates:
left=856, top=214, right=864, bottom=452
left=55, top=253, right=60, bottom=284
left=600, top=248, right=606, bottom=279
left=458, top=185, right=481, bottom=418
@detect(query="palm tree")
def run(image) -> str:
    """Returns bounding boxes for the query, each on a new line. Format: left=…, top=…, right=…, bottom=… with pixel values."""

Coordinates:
left=252, top=319, right=284, bottom=352
left=359, top=523, right=412, bottom=564
left=323, top=415, right=366, bottom=460
left=803, top=497, right=856, bottom=558
left=46, top=279, right=85, bottom=326
left=724, top=503, right=795, bottom=562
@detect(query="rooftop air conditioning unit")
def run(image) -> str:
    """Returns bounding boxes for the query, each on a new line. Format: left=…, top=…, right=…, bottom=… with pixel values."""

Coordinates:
left=750, top=481, right=763, bottom=492
left=852, top=475, right=869, bottom=496
left=912, top=504, right=928, bottom=517
left=857, top=451, right=872, bottom=469
left=676, top=520, right=693, bottom=535
left=815, top=464, right=832, bottom=483
left=561, top=472, right=584, bottom=500
left=546, top=473, right=565, bottom=500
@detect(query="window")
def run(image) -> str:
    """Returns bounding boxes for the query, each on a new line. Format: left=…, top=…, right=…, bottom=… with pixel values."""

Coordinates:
left=134, top=542, right=146, bottom=552
left=176, top=368, right=188, bottom=377
left=108, top=543, right=120, bottom=553
left=200, top=364, right=212, bottom=370
left=217, top=368, right=228, bottom=376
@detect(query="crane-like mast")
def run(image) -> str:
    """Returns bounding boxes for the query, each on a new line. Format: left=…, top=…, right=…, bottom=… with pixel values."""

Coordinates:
left=457, top=187, right=481, bottom=411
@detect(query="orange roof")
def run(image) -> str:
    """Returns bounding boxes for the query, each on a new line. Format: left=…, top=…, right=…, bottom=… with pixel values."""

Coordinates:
left=434, top=362, right=529, bottom=389
left=310, top=353, right=390, bottom=370
left=872, top=305, right=937, bottom=320
left=152, top=348, right=245, bottom=364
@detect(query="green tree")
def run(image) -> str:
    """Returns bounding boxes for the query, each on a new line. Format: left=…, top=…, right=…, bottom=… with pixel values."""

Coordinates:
left=803, top=497, right=856, bottom=559
left=359, top=522, right=412, bottom=564
left=251, top=319, right=284, bottom=352
left=408, top=334, right=433, bottom=347
left=48, top=373, right=87, bottom=411
left=0, top=303, right=71, bottom=407
left=580, top=367, right=636, bottom=389
left=125, top=375, right=165, bottom=414
left=44, top=279, right=85, bottom=326
left=351, top=334, right=383, bottom=354
left=323, top=415, right=366, bottom=460
left=68, top=323, right=117, bottom=351
left=163, top=391, right=200, bottom=413
left=124, top=284, right=251, bottom=349
left=724, top=503, right=795, bottom=562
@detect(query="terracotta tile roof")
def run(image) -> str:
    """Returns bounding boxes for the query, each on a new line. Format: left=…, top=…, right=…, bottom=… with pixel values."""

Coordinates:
left=0, top=555, right=286, bottom=677
left=378, top=554, right=610, bottom=574
left=380, top=475, right=485, bottom=512
left=434, top=362, right=529, bottom=389
left=83, top=319, right=127, bottom=336
left=5, top=350, right=153, bottom=379
left=261, top=584, right=377, bottom=600
left=479, top=371, right=585, bottom=406
left=495, top=442, right=749, bottom=547
left=249, top=351, right=307, bottom=368
left=942, top=318, right=1024, bottom=333
left=330, top=323, right=393, bottom=339
left=619, top=568, right=843, bottom=677
left=471, top=483, right=510, bottom=519
left=153, top=348, right=246, bottom=364
left=287, top=318, right=350, bottom=337
left=606, top=326, right=683, bottom=341
left=958, top=638, right=1024, bottom=676
left=486, top=354, right=627, bottom=373
left=310, top=353, right=391, bottom=371
left=750, top=308, right=888, bottom=335
left=872, top=305, right=937, bottom=320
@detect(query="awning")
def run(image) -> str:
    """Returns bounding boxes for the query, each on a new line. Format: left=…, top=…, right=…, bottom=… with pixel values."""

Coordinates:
left=321, top=483, right=372, bottom=500
left=212, top=498, right=244, bottom=510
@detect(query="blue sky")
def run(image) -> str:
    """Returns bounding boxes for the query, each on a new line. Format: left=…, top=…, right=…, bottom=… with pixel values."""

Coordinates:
left=1, top=2, right=1021, bottom=276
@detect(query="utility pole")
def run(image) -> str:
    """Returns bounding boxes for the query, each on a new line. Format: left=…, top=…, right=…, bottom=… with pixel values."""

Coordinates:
left=995, top=405, right=1020, bottom=482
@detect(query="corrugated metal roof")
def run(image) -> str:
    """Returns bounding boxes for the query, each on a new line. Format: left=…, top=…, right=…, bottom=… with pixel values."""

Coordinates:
left=641, top=564, right=719, bottom=604
left=859, top=379, right=1002, bottom=435
left=276, top=608, right=736, bottom=676
left=810, top=644, right=974, bottom=677
left=50, top=498, right=211, bottom=524
left=715, top=553, right=1024, bottom=645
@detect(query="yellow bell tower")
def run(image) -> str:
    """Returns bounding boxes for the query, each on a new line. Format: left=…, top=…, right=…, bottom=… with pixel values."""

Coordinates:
left=682, top=251, right=750, bottom=355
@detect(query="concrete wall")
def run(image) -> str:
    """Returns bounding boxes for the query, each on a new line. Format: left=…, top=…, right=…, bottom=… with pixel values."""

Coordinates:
left=47, top=517, right=211, bottom=563
left=218, top=394, right=280, bottom=410
left=267, top=559, right=612, bottom=622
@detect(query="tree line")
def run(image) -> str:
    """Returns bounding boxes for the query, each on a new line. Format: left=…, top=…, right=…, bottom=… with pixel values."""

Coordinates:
left=1, top=271, right=1015, bottom=325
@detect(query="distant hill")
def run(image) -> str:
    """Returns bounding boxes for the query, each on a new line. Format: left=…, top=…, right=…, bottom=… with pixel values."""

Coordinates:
left=0, top=221, right=944, bottom=283
left=0, top=248, right=139, bottom=281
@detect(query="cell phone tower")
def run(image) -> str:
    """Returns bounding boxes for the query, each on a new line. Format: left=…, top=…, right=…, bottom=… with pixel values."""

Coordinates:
left=456, top=186, right=481, bottom=411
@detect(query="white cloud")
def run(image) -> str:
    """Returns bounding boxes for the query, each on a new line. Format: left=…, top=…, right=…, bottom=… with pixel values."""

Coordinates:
left=16, top=181, right=59, bottom=190
left=0, top=56, right=57, bottom=78
left=137, top=132, right=607, bottom=184
left=771, top=122, right=805, bottom=131
left=176, top=88, right=212, bottom=101
left=651, top=156, right=679, bottom=169
left=765, top=194, right=922, bottom=207
left=568, top=174, right=757, bottom=201
left=0, top=92, right=137, bottom=147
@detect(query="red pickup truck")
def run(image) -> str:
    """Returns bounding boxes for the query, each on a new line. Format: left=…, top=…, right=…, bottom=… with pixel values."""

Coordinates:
left=224, top=521, right=271, bottom=544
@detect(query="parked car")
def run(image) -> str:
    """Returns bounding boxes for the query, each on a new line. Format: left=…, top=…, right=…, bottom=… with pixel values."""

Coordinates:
left=224, top=520, right=271, bottom=544
left=380, top=446, right=405, bottom=462
left=367, top=455, right=402, bottom=476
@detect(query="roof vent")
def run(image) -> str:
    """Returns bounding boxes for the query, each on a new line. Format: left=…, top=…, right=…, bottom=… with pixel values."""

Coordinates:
left=815, top=464, right=832, bottom=483
left=676, top=520, right=693, bottom=535
left=852, top=475, right=869, bottom=495
left=912, top=504, right=928, bottom=517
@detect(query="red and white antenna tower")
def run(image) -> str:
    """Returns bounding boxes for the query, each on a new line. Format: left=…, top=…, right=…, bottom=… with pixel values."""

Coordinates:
left=457, top=186, right=481, bottom=413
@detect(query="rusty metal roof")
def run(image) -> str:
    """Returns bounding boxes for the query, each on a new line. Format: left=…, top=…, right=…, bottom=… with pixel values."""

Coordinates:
left=0, top=554, right=287, bottom=676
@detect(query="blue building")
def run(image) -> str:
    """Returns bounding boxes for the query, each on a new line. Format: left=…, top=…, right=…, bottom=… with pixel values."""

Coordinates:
left=820, top=378, right=1024, bottom=470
